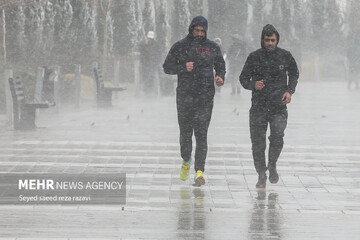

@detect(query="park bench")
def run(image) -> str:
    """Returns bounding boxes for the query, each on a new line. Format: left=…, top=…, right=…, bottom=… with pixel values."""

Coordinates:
left=93, top=67, right=125, bottom=107
left=8, top=77, right=54, bottom=130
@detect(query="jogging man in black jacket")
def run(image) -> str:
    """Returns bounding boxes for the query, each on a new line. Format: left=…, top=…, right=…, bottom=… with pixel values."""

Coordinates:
left=240, top=24, right=299, bottom=188
left=163, top=16, right=226, bottom=187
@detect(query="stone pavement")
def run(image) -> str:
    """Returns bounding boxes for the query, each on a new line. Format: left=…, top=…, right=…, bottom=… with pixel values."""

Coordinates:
left=0, top=82, right=359, bottom=239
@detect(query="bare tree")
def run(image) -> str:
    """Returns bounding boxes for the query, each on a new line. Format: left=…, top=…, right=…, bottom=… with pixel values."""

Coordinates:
left=99, top=0, right=113, bottom=69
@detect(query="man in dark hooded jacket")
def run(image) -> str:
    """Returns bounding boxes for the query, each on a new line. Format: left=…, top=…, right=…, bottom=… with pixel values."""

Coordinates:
left=163, top=16, right=226, bottom=187
left=240, top=24, right=299, bottom=188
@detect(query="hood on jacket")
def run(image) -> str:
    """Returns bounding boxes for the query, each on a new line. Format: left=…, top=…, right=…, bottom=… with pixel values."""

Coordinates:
left=261, top=24, right=280, bottom=49
left=188, top=16, right=208, bottom=38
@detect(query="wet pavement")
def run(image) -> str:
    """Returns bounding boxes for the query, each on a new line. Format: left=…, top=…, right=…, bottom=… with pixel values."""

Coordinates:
left=0, top=82, right=359, bottom=239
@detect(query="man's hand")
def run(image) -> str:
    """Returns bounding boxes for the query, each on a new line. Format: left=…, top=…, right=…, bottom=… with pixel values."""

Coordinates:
left=282, top=91, right=291, bottom=104
left=215, top=76, right=224, bottom=86
left=186, top=62, right=194, bottom=72
left=255, top=80, right=265, bottom=90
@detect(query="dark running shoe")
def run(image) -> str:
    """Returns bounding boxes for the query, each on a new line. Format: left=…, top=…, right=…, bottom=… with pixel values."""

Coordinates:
left=268, top=166, right=279, bottom=184
left=256, top=174, right=267, bottom=189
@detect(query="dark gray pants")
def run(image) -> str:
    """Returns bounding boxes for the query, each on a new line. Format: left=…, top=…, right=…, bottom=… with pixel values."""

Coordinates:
left=249, top=108, right=288, bottom=174
left=177, top=96, right=213, bottom=172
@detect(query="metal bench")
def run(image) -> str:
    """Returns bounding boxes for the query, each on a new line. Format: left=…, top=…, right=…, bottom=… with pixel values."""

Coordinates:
left=93, top=67, right=125, bottom=107
left=8, top=77, right=54, bottom=130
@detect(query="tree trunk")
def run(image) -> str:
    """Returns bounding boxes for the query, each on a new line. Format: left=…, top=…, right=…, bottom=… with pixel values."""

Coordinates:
left=1, top=8, right=6, bottom=66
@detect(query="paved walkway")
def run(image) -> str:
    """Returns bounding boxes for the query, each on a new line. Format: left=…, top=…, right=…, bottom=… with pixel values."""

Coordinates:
left=0, top=82, right=359, bottom=239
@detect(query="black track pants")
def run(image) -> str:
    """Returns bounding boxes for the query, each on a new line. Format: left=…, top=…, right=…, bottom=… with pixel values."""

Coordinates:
left=249, top=108, right=288, bottom=174
left=177, top=96, right=214, bottom=172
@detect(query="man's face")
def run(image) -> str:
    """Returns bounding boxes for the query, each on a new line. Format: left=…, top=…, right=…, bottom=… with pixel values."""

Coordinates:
left=193, top=26, right=206, bottom=39
left=264, top=33, right=278, bottom=51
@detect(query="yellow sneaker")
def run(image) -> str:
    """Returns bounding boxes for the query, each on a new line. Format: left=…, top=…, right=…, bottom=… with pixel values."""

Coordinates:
left=193, top=170, right=205, bottom=187
left=180, top=157, right=192, bottom=181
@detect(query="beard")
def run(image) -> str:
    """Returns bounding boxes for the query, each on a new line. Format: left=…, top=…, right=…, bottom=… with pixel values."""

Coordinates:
left=266, top=44, right=276, bottom=51
left=194, top=36, right=204, bottom=43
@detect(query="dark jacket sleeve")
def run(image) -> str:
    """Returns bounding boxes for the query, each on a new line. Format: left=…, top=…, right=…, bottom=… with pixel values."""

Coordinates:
left=214, top=45, right=226, bottom=80
left=287, top=52, right=299, bottom=94
left=239, top=53, right=256, bottom=91
left=163, top=43, right=187, bottom=75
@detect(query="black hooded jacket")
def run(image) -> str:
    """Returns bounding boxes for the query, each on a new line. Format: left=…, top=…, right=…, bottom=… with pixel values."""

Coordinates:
left=163, top=16, right=226, bottom=101
left=240, top=24, right=299, bottom=111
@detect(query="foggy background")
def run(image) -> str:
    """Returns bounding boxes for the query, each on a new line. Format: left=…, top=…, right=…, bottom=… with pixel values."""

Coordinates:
left=0, top=2, right=359, bottom=238
left=0, top=0, right=357, bottom=111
